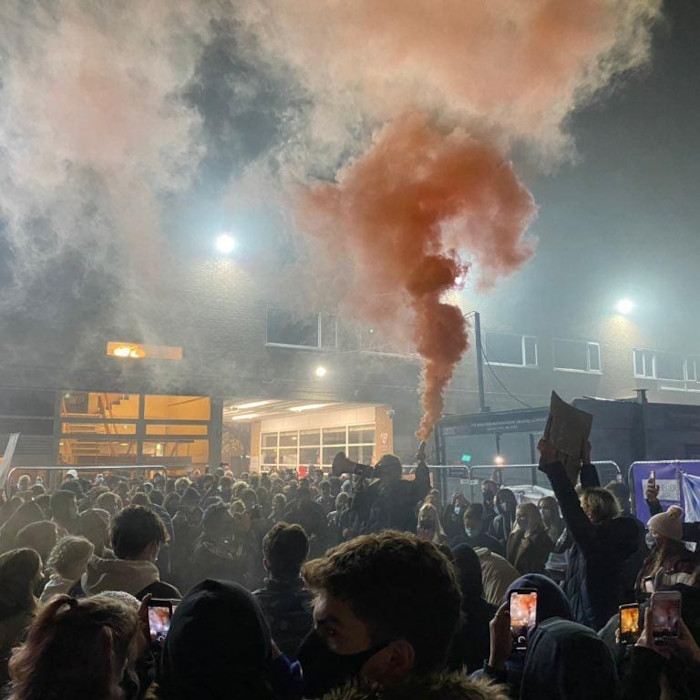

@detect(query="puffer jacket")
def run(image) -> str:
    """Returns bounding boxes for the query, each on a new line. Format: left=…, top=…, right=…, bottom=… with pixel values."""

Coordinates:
left=322, top=672, right=509, bottom=700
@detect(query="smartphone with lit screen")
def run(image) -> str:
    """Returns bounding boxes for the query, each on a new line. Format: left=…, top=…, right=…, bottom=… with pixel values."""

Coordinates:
left=651, top=591, right=681, bottom=644
left=509, top=589, right=538, bottom=652
left=147, top=599, right=173, bottom=650
left=619, top=603, right=640, bottom=645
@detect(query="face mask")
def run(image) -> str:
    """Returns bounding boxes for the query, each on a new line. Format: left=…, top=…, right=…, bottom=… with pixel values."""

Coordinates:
left=645, top=533, right=657, bottom=550
left=465, top=527, right=479, bottom=539
left=453, top=506, right=461, bottom=516
left=324, top=640, right=391, bottom=681
left=517, top=517, right=530, bottom=533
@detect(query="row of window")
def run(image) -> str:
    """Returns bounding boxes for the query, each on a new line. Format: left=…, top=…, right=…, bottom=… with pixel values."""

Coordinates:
left=261, top=425, right=375, bottom=469
left=266, top=308, right=697, bottom=383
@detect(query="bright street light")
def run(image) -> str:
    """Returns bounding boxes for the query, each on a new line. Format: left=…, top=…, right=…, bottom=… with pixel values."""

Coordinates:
left=615, top=298, right=634, bottom=315
left=314, top=366, right=328, bottom=378
left=494, top=455, right=505, bottom=466
left=215, top=233, right=235, bottom=255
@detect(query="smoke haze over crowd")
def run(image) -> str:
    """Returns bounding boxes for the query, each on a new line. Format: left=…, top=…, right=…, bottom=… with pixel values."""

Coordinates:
left=0, top=0, right=663, bottom=433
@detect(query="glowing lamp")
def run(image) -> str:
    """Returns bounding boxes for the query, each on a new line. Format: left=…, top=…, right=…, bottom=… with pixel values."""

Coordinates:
left=314, top=366, right=328, bottom=378
left=215, top=234, right=235, bottom=254
left=615, top=299, right=634, bottom=315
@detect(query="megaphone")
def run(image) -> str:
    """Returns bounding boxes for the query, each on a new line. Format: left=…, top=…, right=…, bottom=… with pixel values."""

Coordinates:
left=332, top=452, right=375, bottom=478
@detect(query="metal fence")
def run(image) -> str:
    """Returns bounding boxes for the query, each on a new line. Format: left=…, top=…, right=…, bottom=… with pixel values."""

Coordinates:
left=430, top=461, right=621, bottom=507
left=5, top=464, right=171, bottom=496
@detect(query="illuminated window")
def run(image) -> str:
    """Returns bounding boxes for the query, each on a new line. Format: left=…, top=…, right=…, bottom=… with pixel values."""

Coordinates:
left=106, top=342, right=183, bottom=361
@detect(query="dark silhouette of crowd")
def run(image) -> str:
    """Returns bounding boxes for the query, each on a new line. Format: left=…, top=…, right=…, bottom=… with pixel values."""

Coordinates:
left=0, top=436, right=699, bottom=699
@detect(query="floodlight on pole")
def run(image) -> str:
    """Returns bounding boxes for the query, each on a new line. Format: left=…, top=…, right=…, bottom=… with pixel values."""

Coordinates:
left=314, top=366, right=328, bottom=378
left=215, top=233, right=235, bottom=255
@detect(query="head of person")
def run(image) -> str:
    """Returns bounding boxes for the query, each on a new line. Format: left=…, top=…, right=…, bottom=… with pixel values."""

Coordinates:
left=46, top=536, right=94, bottom=582
left=329, top=476, right=342, bottom=498
left=239, top=488, right=258, bottom=511
left=647, top=505, right=684, bottom=549
left=320, top=480, right=331, bottom=497
left=174, top=477, right=191, bottom=497
left=180, top=486, right=201, bottom=509
left=15, top=521, right=58, bottom=562
left=0, top=500, right=44, bottom=545
left=115, top=481, right=129, bottom=499
left=229, top=499, right=246, bottom=515
left=297, top=486, right=313, bottom=502
left=8, top=595, right=139, bottom=700
left=263, top=522, right=309, bottom=582
left=417, top=503, right=442, bottom=542
left=452, top=544, right=484, bottom=604
left=537, top=497, right=560, bottom=527
left=605, top=481, right=631, bottom=514
left=496, top=488, right=517, bottom=517
left=201, top=504, right=233, bottom=544
left=515, top=503, right=544, bottom=536
left=375, top=455, right=402, bottom=483
left=163, top=492, right=181, bottom=518
left=33, top=495, right=52, bottom=518
left=0, top=548, right=43, bottom=619
left=425, top=489, right=441, bottom=508
left=94, top=492, right=122, bottom=519
left=150, top=490, right=165, bottom=507
left=51, top=490, right=79, bottom=529
left=29, top=484, right=46, bottom=499
left=335, top=492, right=350, bottom=512
left=130, top=492, right=151, bottom=507
left=160, top=580, right=276, bottom=700
left=463, top=503, right=485, bottom=539
left=110, top=505, right=167, bottom=562
left=271, top=493, right=287, bottom=515
left=520, top=618, right=617, bottom=700
left=303, top=531, right=461, bottom=686
left=75, top=509, right=110, bottom=555
left=17, top=475, right=31, bottom=493
left=481, top=479, right=499, bottom=505
left=504, top=574, right=572, bottom=626
left=58, top=479, right=83, bottom=500
left=579, top=487, right=620, bottom=524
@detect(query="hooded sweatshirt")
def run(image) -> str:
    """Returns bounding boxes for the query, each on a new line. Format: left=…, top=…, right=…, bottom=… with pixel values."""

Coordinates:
left=520, top=618, right=618, bottom=700
left=82, top=555, right=162, bottom=598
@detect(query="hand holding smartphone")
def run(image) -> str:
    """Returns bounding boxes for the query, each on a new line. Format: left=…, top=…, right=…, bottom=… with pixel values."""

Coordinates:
left=509, top=589, right=538, bottom=652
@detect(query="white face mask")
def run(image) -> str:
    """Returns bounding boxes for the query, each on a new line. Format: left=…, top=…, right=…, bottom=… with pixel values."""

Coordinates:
left=645, top=533, right=657, bottom=550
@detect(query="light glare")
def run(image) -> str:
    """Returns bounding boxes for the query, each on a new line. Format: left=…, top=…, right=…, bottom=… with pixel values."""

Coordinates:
left=616, top=299, right=634, bottom=315
left=215, top=233, right=235, bottom=254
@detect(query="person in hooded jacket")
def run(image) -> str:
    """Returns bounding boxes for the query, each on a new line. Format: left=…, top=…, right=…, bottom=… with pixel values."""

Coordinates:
left=477, top=573, right=572, bottom=694
left=82, top=505, right=179, bottom=600
left=447, top=545, right=498, bottom=674
left=519, top=618, right=618, bottom=700
left=488, top=489, right=518, bottom=549
left=538, top=438, right=639, bottom=630
left=158, top=579, right=302, bottom=700
left=0, top=549, right=43, bottom=689
left=0, top=501, right=44, bottom=555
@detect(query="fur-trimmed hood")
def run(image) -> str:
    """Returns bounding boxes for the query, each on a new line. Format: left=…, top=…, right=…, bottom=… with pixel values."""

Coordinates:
left=322, top=672, right=510, bottom=700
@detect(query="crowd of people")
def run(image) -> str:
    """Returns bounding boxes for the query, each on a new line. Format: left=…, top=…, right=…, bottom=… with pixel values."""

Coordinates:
left=0, top=438, right=699, bottom=699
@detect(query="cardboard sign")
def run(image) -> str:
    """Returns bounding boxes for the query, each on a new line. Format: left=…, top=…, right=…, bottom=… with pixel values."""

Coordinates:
left=544, top=392, right=593, bottom=483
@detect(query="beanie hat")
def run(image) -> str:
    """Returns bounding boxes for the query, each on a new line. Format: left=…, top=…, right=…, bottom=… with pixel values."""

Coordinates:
left=648, top=505, right=684, bottom=541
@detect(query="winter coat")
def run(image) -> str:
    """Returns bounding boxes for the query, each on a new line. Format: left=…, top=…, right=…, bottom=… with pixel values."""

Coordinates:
left=506, top=530, right=553, bottom=576
left=0, top=604, right=36, bottom=687
left=321, top=672, right=509, bottom=700
left=540, top=461, right=639, bottom=630
left=253, top=577, right=313, bottom=660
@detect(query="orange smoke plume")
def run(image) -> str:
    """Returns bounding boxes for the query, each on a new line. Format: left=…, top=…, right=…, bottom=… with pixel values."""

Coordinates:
left=301, top=115, right=535, bottom=439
